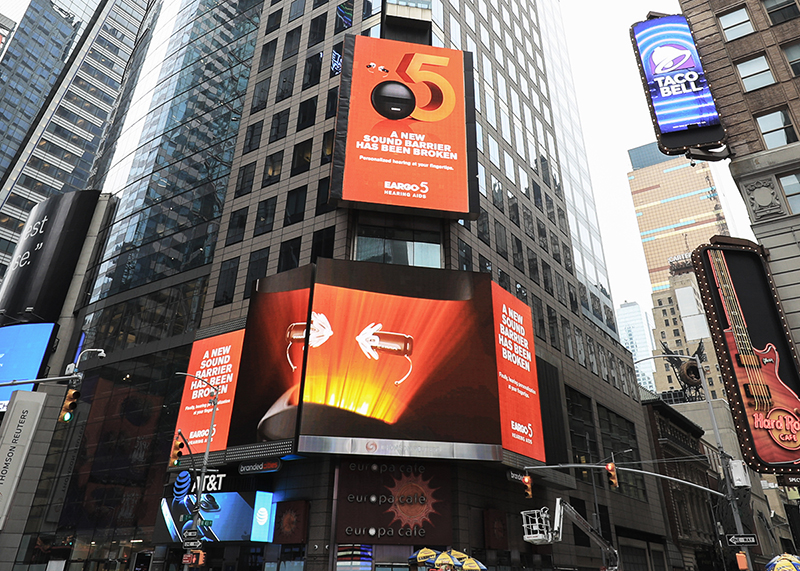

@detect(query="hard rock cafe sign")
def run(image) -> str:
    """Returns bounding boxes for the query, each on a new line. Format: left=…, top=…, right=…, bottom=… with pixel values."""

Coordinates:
left=752, top=408, right=800, bottom=450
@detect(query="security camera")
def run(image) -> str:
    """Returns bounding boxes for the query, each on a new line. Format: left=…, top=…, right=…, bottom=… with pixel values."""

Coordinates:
left=97, top=350, right=106, bottom=360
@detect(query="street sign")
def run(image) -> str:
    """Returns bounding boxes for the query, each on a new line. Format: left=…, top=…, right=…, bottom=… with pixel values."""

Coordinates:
left=180, top=514, right=192, bottom=522
left=726, top=534, right=758, bottom=546
left=183, top=529, right=199, bottom=538
left=183, top=539, right=202, bottom=549
left=201, top=519, right=213, bottom=526
left=182, top=553, right=198, bottom=564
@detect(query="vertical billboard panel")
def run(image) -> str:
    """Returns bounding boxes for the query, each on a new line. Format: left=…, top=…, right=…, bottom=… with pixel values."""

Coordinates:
left=332, top=35, right=478, bottom=218
left=693, top=240, right=800, bottom=473
left=174, top=329, right=246, bottom=453
left=0, top=322, right=57, bottom=411
left=631, top=15, right=725, bottom=154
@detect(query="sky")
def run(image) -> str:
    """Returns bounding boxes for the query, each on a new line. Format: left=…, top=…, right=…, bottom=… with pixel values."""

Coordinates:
left=561, top=0, right=755, bottom=317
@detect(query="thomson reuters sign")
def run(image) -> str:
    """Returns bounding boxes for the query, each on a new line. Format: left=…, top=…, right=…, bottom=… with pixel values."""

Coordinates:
left=331, top=35, right=478, bottom=218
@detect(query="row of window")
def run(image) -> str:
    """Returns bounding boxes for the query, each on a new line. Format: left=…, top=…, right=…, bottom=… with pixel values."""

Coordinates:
left=214, top=226, right=335, bottom=306
left=720, top=0, right=800, bottom=42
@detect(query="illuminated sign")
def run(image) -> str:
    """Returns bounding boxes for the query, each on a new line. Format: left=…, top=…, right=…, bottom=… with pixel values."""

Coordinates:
left=332, top=35, right=478, bottom=218
left=693, top=240, right=800, bottom=473
left=631, top=15, right=725, bottom=153
left=174, top=330, right=246, bottom=453
left=0, top=323, right=57, bottom=411
left=228, top=259, right=546, bottom=463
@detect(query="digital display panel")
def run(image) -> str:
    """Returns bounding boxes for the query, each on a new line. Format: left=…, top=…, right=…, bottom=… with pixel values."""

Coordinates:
left=227, top=259, right=546, bottom=463
left=631, top=15, right=725, bottom=153
left=174, top=330, right=246, bottom=453
left=693, top=241, right=800, bottom=473
left=0, top=323, right=57, bottom=411
left=332, top=35, right=478, bottom=218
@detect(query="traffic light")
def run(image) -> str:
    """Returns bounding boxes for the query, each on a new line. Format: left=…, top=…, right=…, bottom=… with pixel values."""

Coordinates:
left=605, top=462, right=619, bottom=488
left=169, top=437, right=184, bottom=467
left=58, top=389, right=80, bottom=423
left=522, top=474, right=532, bottom=498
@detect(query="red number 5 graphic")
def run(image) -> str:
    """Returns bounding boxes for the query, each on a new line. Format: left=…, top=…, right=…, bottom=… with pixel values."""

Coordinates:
left=397, top=52, right=457, bottom=122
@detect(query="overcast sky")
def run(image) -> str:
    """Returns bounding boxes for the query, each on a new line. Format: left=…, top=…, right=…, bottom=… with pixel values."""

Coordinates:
left=561, top=0, right=755, bottom=317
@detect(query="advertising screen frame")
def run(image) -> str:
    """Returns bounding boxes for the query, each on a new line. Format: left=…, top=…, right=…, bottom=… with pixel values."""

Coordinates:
left=693, top=238, right=800, bottom=473
left=0, top=322, right=58, bottom=410
left=331, top=35, right=479, bottom=219
left=631, top=14, right=725, bottom=154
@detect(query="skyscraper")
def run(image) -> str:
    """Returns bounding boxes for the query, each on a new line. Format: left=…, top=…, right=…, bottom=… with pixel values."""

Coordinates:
left=5, top=0, right=672, bottom=568
left=616, top=301, right=656, bottom=392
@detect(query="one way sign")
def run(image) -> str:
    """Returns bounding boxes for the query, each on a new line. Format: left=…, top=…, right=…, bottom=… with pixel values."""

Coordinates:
left=727, top=534, right=758, bottom=546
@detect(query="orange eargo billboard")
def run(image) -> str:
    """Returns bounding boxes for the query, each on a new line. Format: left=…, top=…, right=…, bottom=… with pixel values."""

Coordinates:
left=331, top=35, right=479, bottom=218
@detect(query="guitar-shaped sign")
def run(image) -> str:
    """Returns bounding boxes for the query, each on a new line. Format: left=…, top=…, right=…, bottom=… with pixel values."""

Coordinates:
left=708, top=248, right=800, bottom=464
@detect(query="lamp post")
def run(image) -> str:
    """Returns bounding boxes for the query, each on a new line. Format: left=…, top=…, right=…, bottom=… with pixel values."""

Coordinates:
left=635, top=353, right=752, bottom=571
left=175, top=372, right=218, bottom=571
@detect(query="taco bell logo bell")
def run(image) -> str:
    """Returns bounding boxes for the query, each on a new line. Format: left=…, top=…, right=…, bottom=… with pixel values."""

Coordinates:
left=651, top=44, right=694, bottom=75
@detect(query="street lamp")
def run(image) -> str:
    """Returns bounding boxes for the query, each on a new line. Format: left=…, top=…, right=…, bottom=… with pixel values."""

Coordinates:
left=175, top=372, right=218, bottom=571
left=635, top=353, right=752, bottom=570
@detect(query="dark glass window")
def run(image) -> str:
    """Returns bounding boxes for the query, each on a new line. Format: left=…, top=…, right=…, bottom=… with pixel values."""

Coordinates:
left=245, top=247, right=270, bottom=299
left=545, top=194, right=556, bottom=223
left=512, top=236, right=524, bottom=272
left=537, top=219, right=548, bottom=252
left=326, top=86, right=339, bottom=118
left=311, top=225, right=335, bottom=262
left=321, top=130, right=334, bottom=164
left=297, top=97, right=318, bottom=131
left=269, top=109, right=290, bottom=142
left=458, top=239, right=473, bottom=271
left=266, top=9, right=283, bottom=33
left=276, top=66, right=296, bottom=102
left=288, top=0, right=305, bottom=21
left=533, top=180, right=543, bottom=210
left=251, top=78, right=271, bottom=113
left=226, top=207, right=248, bottom=246
left=784, top=43, right=800, bottom=76
left=551, top=232, right=561, bottom=263
left=508, top=194, right=519, bottom=226
left=764, top=0, right=800, bottom=25
left=542, top=261, right=553, bottom=295
left=335, top=0, right=354, bottom=33
left=316, top=177, right=334, bottom=215
left=477, top=208, right=490, bottom=245
left=479, top=254, right=491, bottom=274
left=548, top=306, right=561, bottom=350
left=214, top=258, right=240, bottom=307
left=262, top=151, right=283, bottom=186
left=527, top=248, right=539, bottom=284
left=495, top=220, right=508, bottom=259
left=563, top=244, right=573, bottom=273
left=234, top=162, right=256, bottom=197
left=258, top=39, right=278, bottom=72
left=492, top=178, right=504, bottom=211
left=303, top=52, right=323, bottom=89
left=243, top=121, right=263, bottom=154
left=516, top=283, right=528, bottom=304
left=309, top=13, right=327, bottom=47
left=356, top=226, right=440, bottom=267
left=498, top=270, right=511, bottom=292
left=291, top=139, right=314, bottom=175
left=284, top=27, right=302, bottom=59
left=255, top=197, right=277, bottom=236
left=331, top=41, right=344, bottom=76
left=284, top=185, right=308, bottom=226
left=523, top=206, right=535, bottom=240
left=278, top=238, right=302, bottom=272
left=313, top=0, right=328, bottom=8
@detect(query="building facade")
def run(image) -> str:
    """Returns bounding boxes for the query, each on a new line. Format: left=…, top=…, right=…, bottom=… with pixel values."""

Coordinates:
left=616, top=301, right=657, bottom=392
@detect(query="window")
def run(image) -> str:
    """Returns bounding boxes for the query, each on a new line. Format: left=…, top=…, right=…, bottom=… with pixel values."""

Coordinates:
left=508, top=194, right=519, bottom=226
left=254, top=197, right=277, bottom=236
left=516, top=283, right=528, bottom=304
left=550, top=232, right=561, bottom=263
left=278, top=238, right=302, bottom=272
left=316, top=177, right=334, bottom=215
left=226, top=207, right=248, bottom=245
left=258, top=39, right=277, bottom=72
left=479, top=255, right=491, bottom=274
left=512, top=236, right=524, bottom=271
left=356, top=226, right=441, bottom=267
left=522, top=206, right=535, bottom=240
left=764, top=0, right=800, bottom=25
left=251, top=78, right=270, bottom=113
left=262, top=151, right=283, bottom=187
left=532, top=295, right=546, bottom=340
left=291, top=139, right=313, bottom=175
left=548, top=306, right=560, bottom=350
left=311, top=226, right=335, bottom=262
left=303, top=52, right=323, bottom=89
left=492, top=176, right=504, bottom=211
left=458, top=239, right=473, bottom=271
left=757, top=109, right=798, bottom=148
left=778, top=171, right=800, bottom=212
left=736, top=56, right=775, bottom=91
left=234, top=162, right=256, bottom=197
left=288, top=0, right=305, bottom=21
left=313, top=0, right=328, bottom=8
left=785, top=43, right=800, bottom=76
left=477, top=208, right=490, bottom=245
left=335, top=0, right=354, bottom=33
left=276, top=65, right=296, bottom=102
left=284, top=185, right=307, bottom=226
left=266, top=9, right=283, bottom=33
left=331, top=41, right=344, bottom=77
left=297, top=97, right=318, bottom=131
left=719, top=8, right=754, bottom=40
left=495, top=221, right=508, bottom=259
left=214, top=258, right=239, bottom=307
left=542, top=261, right=553, bottom=295
left=326, top=87, right=339, bottom=118
left=243, top=121, right=263, bottom=154
left=498, top=270, right=511, bottom=292
left=527, top=248, right=539, bottom=283
left=533, top=180, right=543, bottom=210
left=309, top=13, right=327, bottom=46
left=562, top=317, right=574, bottom=359
left=537, top=220, right=548, bottom=252
left=284, top=27, right=302, bottom=59
left=269, top=109, right=290, bottom=142
left=245, top=247, right=270, bottom=299
left=321, top=130, right=334, bottom=164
